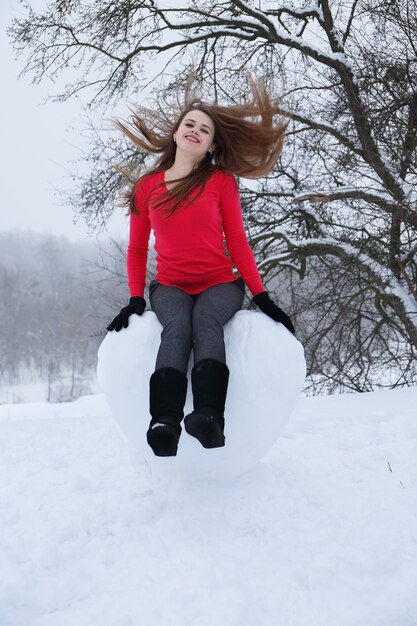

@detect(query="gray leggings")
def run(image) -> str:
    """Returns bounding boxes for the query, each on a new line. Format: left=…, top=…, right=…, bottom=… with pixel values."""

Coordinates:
left=149, top=278, right=245, bottom=374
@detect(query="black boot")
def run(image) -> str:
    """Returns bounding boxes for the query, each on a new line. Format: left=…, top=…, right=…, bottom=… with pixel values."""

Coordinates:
left=184, top=358, right=229, bottom=449
left=146, top=367, right=188, bottom=457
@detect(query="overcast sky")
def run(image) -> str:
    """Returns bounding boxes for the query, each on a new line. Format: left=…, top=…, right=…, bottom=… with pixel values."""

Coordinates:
left=1, top=0, right=127, bottom=242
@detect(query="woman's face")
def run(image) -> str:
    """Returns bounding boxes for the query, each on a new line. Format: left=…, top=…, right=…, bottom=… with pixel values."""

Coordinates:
left=173, top=109, right=215, bottom=160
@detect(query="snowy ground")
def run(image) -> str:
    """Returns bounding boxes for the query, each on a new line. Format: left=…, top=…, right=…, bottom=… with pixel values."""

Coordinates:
left=1, top=387, right=417, bottom=626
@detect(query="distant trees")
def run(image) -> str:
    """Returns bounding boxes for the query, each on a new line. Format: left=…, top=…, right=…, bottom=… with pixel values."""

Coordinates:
left=0, top=232, right=126, bottom=402
left=0, top=231, right=160, bottom=402
left=8, top=0, right=417, bottom=391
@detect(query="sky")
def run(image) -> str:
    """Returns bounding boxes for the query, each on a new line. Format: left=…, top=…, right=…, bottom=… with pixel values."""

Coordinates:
left=0, top=1, right=279, bottom=243
left=0, top=0, right=127, bottom=242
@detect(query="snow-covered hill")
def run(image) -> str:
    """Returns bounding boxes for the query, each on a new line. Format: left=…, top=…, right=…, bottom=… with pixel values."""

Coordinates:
left=1, top=387, right=416, bottom=626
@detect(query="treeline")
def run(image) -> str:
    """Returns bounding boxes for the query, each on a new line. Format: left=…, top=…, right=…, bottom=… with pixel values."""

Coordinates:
left=0, top=231, right=128, bottom=402
left=1, top=229, right=414, bottom=402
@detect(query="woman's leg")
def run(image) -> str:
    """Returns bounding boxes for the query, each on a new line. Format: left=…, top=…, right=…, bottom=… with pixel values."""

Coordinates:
left=149, top=281, right=195, bottom=374
left=184, top=280, right=245, bottom=448
left=147, top=282, right=194, bottom=456
left=191, top=279, right=245, bottom=364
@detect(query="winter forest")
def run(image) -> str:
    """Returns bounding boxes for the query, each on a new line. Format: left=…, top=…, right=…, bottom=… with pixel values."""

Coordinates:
left=0, top=232, right=126, bottom=403
left=4, top=0, right=417, bottom=402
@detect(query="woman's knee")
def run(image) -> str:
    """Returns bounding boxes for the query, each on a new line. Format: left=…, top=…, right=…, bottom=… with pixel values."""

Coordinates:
left=192, top=312, right=224, bottom=341
left=161, top=315, right=192, bottom=340
left=192, top=299, right=240, bottom=331
left=193, top=283, right=244, bottom=323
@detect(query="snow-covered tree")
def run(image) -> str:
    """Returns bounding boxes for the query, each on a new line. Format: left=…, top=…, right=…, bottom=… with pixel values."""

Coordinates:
left=9, top=0, right=417, bottom=390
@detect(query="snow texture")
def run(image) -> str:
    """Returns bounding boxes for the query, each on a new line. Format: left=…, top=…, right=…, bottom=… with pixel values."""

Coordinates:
left=1, top=386, right=417, bottom=626
left=97, top=310, right=306, bottom=482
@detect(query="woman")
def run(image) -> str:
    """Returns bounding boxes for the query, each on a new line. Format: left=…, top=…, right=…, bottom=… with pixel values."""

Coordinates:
left=107, top=80, right=295, bottom=457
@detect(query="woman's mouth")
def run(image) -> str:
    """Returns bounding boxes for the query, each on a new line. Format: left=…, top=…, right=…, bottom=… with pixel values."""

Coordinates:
left=185, top=135, right=200, bottom=143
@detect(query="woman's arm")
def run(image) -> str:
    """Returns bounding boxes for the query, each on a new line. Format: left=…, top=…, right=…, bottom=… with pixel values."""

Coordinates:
left=127, top=180, right=151, bottom=298
left=219, top=173, right=265, bottom=296
left=107, top=180, right=151, bottom=331
left=220, top=173, right=295, bottom=334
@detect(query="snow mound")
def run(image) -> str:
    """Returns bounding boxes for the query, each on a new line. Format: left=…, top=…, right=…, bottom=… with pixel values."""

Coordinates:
left=97, top=310, right=306, bottom=481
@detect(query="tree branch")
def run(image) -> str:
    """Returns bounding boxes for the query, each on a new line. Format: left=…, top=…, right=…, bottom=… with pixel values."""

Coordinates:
left=276, top=105, right=364, bottom=157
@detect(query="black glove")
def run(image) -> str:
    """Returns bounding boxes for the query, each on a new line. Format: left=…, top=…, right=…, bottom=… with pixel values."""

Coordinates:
left=107, top=297, right=146, bottom=332
left=252, top=291, right=295, bottom=335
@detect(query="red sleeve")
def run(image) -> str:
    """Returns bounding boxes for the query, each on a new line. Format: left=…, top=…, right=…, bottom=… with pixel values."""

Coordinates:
left=126, top=179, right=151, bottom=297
left=219, top=173, right=265, bottom=297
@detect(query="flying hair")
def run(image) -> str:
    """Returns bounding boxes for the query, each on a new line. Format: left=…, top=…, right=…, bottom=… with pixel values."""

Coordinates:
left=114, top=76, right=288, bottom=215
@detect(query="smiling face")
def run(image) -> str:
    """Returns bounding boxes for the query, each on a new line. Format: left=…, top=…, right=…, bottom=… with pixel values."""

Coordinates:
left=173, top=109, right=215, bottom=161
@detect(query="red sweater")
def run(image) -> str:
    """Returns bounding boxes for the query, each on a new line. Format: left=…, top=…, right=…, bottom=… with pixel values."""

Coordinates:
left=127, top=169, right=265, bottom=297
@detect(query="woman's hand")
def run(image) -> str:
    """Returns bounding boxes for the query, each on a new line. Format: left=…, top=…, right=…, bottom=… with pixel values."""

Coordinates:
left=252, top=291, right=295, bottom=335
left=107, top=297, right=146, bottom=332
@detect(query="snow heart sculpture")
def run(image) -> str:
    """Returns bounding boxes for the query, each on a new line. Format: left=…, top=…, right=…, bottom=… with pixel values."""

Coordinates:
left=97, top=310, right=306, bottom=481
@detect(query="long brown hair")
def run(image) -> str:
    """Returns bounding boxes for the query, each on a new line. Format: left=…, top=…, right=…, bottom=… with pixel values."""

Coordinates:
left=115, top=78, right=288, bottom=215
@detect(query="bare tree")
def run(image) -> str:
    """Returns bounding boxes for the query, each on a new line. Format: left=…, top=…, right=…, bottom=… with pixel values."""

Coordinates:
left=9, top=0, right=417, bottom=390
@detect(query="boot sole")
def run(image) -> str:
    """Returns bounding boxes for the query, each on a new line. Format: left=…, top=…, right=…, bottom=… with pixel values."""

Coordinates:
left=184, top=414, right=225, bottom=449
left=146, top=424, right=180, bottom=457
